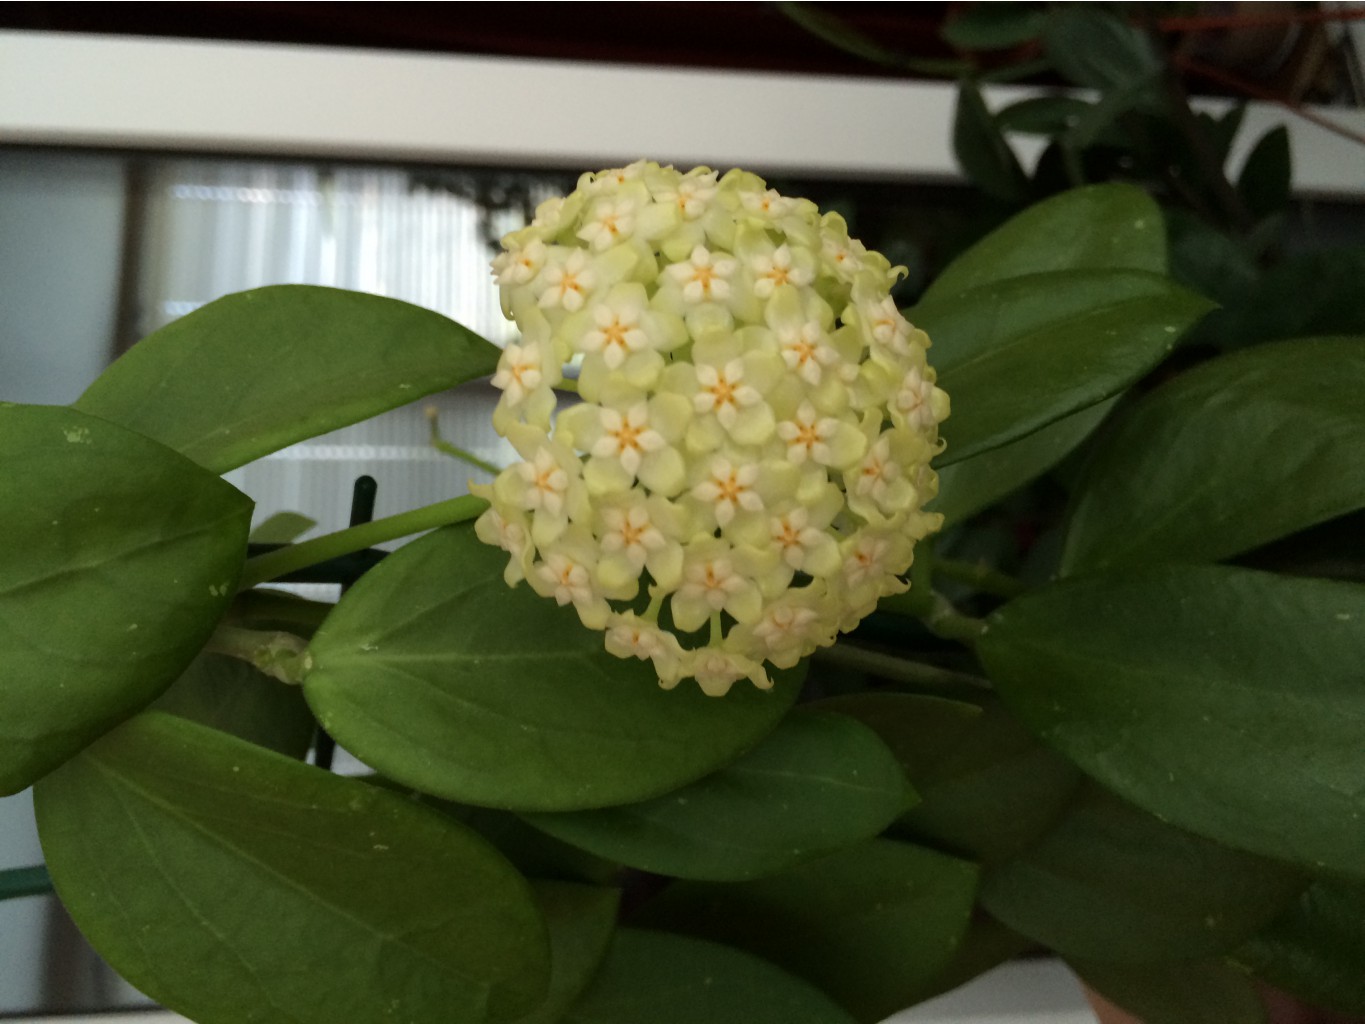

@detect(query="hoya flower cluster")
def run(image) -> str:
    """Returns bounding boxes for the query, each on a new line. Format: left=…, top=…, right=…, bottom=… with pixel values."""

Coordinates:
left=473, top=161, right=949, bottom=696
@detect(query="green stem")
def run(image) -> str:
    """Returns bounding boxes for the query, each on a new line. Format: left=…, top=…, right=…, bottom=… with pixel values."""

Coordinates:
left=425, top=406, right=502, bottom=476
left=815, top=643, right=992, bottom=692
left=933, top=557, right=1027, bottom=599
left=925, top=591, right=990, bottom=644
left=204, top=624, right=311, bottom=685
left=239, top=495, right=488, bottom=591
left=1, top=865, right=53, bottom=901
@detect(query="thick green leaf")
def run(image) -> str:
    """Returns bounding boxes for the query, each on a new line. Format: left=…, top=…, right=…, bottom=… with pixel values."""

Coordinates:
left=304, top=523, right=801, bottom=812
left=981, top=785, right=1305, bottom=963
left=0, top=404, right=251, bottom=794
left=151, top=652, right=317, bottom=758
left=978, top=565, right=1365, bottom=876
left=248, top=511, right=317, bottom=545
left=640, top=839, right=979, bottom=1023
left=1238, top=125, right=1292, bottom=220
left=954, top=79, right=1029, bottom=204
left=902, top=913, right=1036, bottom=1006
left=914, top=269, right=1213, bottom=463
left=515, top=882, right=619, bottom=1024
left=932, top=398, right=1116, bottom=525
left=76, top=285, right=500, bottom=473
left=523, top=710, right=912, bottom=881
left=562, top=928, right=857, bottom=1024
left=1166, top=209, right=1259, bottom=307
left=1062, top=336, right=1365, bottom=573
left=1071, top=958, right=1267, bottom=1024
left=941, top=6, right=1046, bottom=50
left=995, top=95, right=1093, bottom=136
left=35, top=712, right=550, bottom=1024
left=1042, top=8, right=1162, bottom=90
left=923, top=184, right=1166, bottom=300
left=460, top=807, right=622, bottom=886
left=817, top=694, right=1081, bottom=865
left=1232, top=879, right=1365, bottom=1014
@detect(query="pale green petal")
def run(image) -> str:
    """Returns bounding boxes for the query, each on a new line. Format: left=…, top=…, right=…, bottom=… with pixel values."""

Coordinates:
left=639, top=447, right=686, bottom=497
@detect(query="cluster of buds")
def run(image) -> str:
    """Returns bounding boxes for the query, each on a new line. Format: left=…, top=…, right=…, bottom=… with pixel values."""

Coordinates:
left=473, top=161, right=948, bottom=696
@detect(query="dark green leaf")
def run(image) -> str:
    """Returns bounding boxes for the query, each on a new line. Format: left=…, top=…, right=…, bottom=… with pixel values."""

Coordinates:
left=460, top=807, right=622, bottom=886
left=523, top=710, right=912, bottom=881
left=902, top=913, right=1036, bottom=1006
left=774, top=3, right=970, bottom=76
left=941, top=6, right=1046, bottom=50
left=1071, top=957, right=1267, bottom=1024
left=562, top=928, right=857, bottom=1024
left=1042, top=8, right=1162, bottom=90
left=34, top=712, right=550, bottom=1024
left=915, top=269, right=1213, bottom=464
left=640, top=839, right=979, bottom=1023
left=1232, top=879, right=1365, bottom=1014
left=0, top=404, right=251, bottom=794
left=981, top=785, right=1305, bottom=963
left=953, top=79, right=1030, bottom=204
left=818, top=694, right=1081, bottom=865
left=515, top=882, right=619, bottom=1024
left=979, top=565, right=1365, bottom=877
left=151, top=652, right=317, bottom=758
left=76, top=285, right=500, bottom=473
left=923, top=183, right=1167, bottom=300
left=995, top=95, right=1094, bottom=136
left=1061, top=337, right=1365, bottom=574
left=1165, top=209, right=1259, bottom=307
left=1237, top=126, right=1292, bottom=220
left=932, top=398, right=1116, bottom=525
left=248, top=511, right=317, bottom=544
left=304, top=523, right=800, bottom=812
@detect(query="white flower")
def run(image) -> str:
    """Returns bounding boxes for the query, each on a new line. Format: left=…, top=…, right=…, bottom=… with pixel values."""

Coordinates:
left=665, top=246, right=737, bottom=304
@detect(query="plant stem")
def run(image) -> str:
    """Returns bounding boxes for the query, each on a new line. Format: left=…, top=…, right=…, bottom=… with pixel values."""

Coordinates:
left=924, top=591, right=990, bottom=643
left=204, top=624, right=311, bottom=684
left=425, top=406, right=502, bottom=476
left=815, top=643, right=992, bottom=693
left=238, top=495, right=488, bottom=591
left=933, top=557, right=1027, bottom=599
left=0, top=865, right=53, bottom=901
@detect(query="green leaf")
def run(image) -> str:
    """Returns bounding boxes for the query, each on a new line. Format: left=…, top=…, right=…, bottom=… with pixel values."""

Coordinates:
left=76, top=285, right=500, bottom=473
left=459, top=807, right=622, bottom=886
left=774, top=3, right=970, bottom=76
left=248, top=511, right=318, bottom=544
left=932, top=398, right=1116, bottom=525
left=817, top=694, right=1081, bottom=865
left=640, top=839, right=979, bottom=1023
left=151, top=652, right=317, bottom=758
left=304, top=523, right=801, bottom=811
left=514, top=882, right=619, bottom=1024
left=34, top=712, right=550, bottom=1024
left=0, top=404, right=251, bottom=795
left=923, top=184, right=1166, bottom=301
left=995, top=95, right=1094, bottom=136
left=903, top=913, right=1036, bottom=1006
left=981, top=785, right=1305, bottom=963
left=1042, top=8, right=1162, bottom=90
left=1165, top=209, right=1259, bottom=307
left=915, top=269, right=1213, bottom=464
left=1232, top=878, right=1365, bottom=1014
left=1061, top=337, right=1365, bottom=574
left=1237, top=126, right=1292, bottom=220
left=523, top=710, right=912, bottom=881
left=1071, top=957, right=1267, bottom=1024
left=941, top=6, right=1046, bottom=50
left=978, top=565, right=1365, bottom=877
left=953, top=79, right=1030, bottom=204
left=562, top=928, right=857, bottom=1024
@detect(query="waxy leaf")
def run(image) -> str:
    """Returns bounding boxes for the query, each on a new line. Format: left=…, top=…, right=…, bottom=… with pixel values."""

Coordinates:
left=932, top=398, right=1114, bottom=525
left=1062, top=336, right=1365, bottom=573
left=304, top=523, right=800, bottom=812
left=954, top=79, right=1029, bottom=204
left=923, top=184, right=1166, bottom=300
left=1042, top=8, right=1162, bottom=91
left=523, top=710, right=913, bottom=881
left=914, top=269, right=1212, bottom=463
left=76, top=285, right=500, bottom=473
left=562, top=929, right=857, bottom=1024
left=981, top=785, right=1303, bottom=963
left=515, top=882, right=619, bottom=1024
left=817, top=693, right=1080, bottom=865
left=1232, top=879, right=1365, bottom=1014
left=641, top=839, right=979, bottom=1023
left=1071, top=958, right=1267, bottom=1024
left=0, top=404, right=251, bottom=794
left=152, top=652, right=317, bottom=759
left=35, top=712, right=550, bottom=1024
left=978, top=565, right=1365, bottom=876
